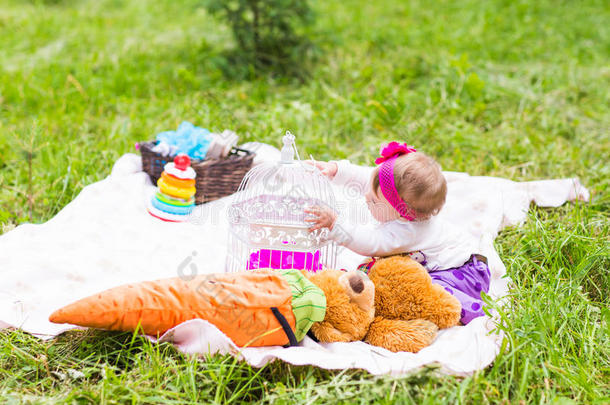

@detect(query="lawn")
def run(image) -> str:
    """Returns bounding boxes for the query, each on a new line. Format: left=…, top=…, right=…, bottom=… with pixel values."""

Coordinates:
left=0, top=0, right=609, bottom=402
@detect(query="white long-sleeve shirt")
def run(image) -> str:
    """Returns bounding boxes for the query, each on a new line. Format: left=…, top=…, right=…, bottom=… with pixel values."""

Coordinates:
left=328, top=160, right=480, bottom=270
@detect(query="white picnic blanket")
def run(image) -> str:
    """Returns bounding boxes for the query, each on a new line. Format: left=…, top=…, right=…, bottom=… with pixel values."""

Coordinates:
left=0, top=145, right=588, bottom=376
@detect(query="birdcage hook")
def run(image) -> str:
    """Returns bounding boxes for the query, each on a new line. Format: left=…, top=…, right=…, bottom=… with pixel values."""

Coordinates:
left=280, top=131, right=301, bottom=163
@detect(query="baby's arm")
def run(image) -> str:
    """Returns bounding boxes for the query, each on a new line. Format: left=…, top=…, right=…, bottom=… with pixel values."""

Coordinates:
left=305, top=205, right=410, bottom=257
left=332, top=160, right=375, bottom=196
left=328, top=219, right=413, bottom=257
left=308, top=160, right=374, bottom=195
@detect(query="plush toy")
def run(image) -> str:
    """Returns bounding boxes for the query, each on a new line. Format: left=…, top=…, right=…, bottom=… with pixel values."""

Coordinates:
left=49, top=256, right=460, bottom=352
left=360, top=255, right=462, bottom=352
left=49, top=268, right=375, bottom=348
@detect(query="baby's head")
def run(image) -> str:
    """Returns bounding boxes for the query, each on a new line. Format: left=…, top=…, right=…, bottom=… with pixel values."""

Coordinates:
left=366, top=152, right=447, bottom=222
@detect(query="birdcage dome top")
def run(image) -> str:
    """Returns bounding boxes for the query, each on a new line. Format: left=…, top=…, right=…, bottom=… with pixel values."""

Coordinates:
left=228, top=132, right=336, bottom=248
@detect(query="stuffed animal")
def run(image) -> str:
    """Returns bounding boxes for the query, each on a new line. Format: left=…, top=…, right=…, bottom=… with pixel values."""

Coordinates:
left=49, top=256, right=460, bottom=352
left=360, top=255, right=462, bottom=352
left=49, top=268, right=375, bottom=348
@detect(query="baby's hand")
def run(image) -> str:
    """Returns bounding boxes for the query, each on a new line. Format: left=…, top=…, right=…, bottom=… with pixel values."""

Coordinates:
left=304, top=205, right=337, bottom=232
left=305, top=160, right=338, bottom=179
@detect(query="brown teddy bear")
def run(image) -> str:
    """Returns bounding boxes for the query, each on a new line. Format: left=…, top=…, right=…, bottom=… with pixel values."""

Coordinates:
left=309, top=255, right=461, bottom=353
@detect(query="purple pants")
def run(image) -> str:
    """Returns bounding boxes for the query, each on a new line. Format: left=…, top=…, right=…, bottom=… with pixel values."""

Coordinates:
left=429, top=255, right=491, bottom=324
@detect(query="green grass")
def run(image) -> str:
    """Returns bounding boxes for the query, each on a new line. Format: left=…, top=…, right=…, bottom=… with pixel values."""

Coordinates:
left=0, top=0, right=608, bottom=402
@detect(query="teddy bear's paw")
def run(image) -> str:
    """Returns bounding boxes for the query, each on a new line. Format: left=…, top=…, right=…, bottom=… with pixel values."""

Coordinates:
left=425, top=284, right=462, bottom=329
left=364, top=317, right=438, bottom=353
left=310, top=321, right=355, bottom=343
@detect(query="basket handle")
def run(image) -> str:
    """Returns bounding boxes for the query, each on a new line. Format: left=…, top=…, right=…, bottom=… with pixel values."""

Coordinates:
left=230, top=147, right=252, bottom=156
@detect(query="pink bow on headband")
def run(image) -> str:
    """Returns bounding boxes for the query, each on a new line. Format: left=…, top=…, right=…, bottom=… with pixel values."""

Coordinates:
left=375, top=141, right=418, bottom=221
left=374, top=142, right=417, bottom=165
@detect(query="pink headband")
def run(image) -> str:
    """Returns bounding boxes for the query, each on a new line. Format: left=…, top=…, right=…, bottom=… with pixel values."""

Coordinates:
left=375, top=142, right=417, bottom=221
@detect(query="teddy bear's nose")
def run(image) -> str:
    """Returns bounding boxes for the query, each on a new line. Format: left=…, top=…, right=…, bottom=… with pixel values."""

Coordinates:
left=348, top=274, right=365, bottom=293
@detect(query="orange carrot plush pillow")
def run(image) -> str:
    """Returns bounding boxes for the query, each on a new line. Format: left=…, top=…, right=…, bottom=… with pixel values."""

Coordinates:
left=50, top=269, right=298, bottom=347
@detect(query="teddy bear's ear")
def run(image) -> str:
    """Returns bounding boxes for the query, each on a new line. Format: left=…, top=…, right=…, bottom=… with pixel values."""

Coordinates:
left=339, top=271, right=375, bottom=314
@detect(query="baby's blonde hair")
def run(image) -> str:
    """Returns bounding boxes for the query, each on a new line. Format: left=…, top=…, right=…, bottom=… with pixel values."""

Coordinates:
left=372, top=152, right=447, bottom=220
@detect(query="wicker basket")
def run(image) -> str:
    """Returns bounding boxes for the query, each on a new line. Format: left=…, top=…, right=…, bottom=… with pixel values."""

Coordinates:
left=139, top=141, right=255, bottom=204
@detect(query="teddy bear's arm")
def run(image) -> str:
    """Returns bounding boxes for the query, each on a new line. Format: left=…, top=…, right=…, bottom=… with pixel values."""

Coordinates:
left=311, top=321, right=358, bottom=343
left=365, top=317, right=438, bottom=353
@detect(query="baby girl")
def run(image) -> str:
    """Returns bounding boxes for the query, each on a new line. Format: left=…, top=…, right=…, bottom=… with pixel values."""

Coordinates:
left=305, top=142, right=491, bottom=325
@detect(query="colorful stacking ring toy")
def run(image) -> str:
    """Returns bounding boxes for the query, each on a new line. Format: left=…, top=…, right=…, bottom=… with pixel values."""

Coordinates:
left=148, top=154, right=197, bottom=222
left=160, top=172, right=195, bottom=188
left=155, top=192, right=194, bottom=207
left=157, top=177, right=196, bottom=200
left=148, top=206, right=185, bottom=223
left=151, top=197, right=194, bottom=216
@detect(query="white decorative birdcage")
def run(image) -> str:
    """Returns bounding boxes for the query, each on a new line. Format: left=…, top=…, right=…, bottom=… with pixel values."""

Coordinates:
left=226, top=131, right=337, bottom=273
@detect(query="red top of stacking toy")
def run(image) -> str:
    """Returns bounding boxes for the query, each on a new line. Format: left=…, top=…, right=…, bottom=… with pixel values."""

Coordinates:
left=174, top=154, right=191, bottom=171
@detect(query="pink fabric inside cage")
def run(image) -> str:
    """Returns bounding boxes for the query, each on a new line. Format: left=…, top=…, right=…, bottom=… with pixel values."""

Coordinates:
left=247, top=248, right=322, bottom=272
